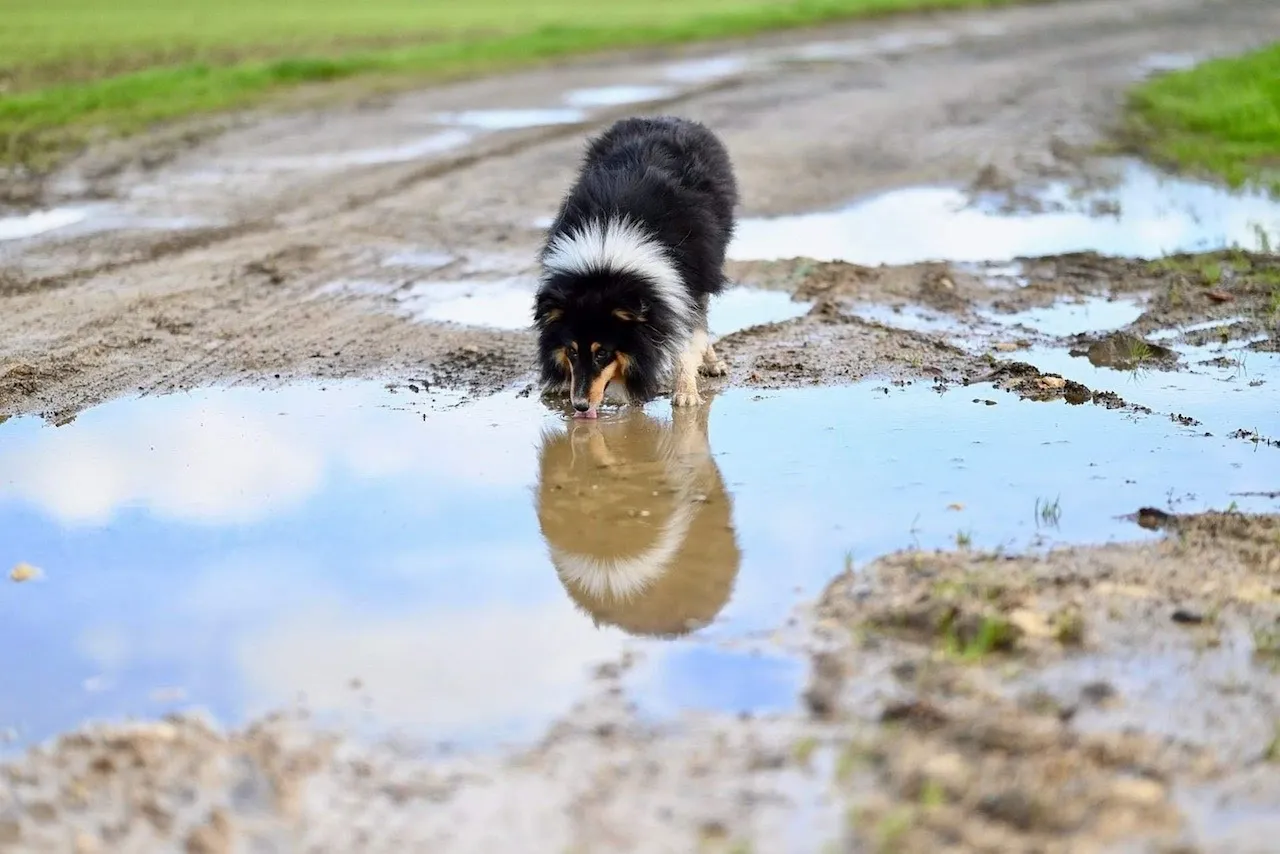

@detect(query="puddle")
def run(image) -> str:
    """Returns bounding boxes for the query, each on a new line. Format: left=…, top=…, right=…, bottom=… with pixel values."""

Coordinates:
left=397, top=277, right=538, bottom=328
left=853, top=303, right=968, bottom=338
left=332, top=277, right=811, bottom=337
left=786, top=29, right=955, bottom=62
left=430, top=109, right=586, bottom=131
left=1136, top=51, right=1200, bottom=77
left=0, top=207, right=90, bottom=242
left=561, top=85, right=675, bottom=108
left=379, top=249, right=458, bottom=271
left=2, top=377, right=1277, bottom=748
left=729, top=160, right=1280, bottom=265
left=0, top=204, right=212, bottom=248
left=1025, top=342, right=1280, bottom=439
left=662, top=56, right=751, bottom=84
left=980, top=295, right=1148, bottom=338
left=256, top=129, right=473, bottom=170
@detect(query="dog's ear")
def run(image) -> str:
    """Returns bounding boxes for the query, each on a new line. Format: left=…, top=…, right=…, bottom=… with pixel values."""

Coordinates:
left=612, top=299, right=648, bottom=323
left=534, top=291, right=564, bottom=326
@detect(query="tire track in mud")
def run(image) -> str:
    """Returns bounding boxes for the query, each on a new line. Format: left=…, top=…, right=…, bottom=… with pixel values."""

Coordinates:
left=1, top=78, right=752, bottom=298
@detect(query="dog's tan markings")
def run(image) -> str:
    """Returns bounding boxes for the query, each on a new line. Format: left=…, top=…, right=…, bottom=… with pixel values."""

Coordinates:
left=588, top=357, right=621, bottom=409
left=543, top=308, right=563, bottom=323
left=590, top=342, right=601, bottom=355
left=700, top=340, right=728, bottom=377
left=612, top=308, right=644, bottom=322
left=615, top=352, right=633, bottom=377
left=672, top=329, right=708, bottom=407
left=553, top=347, right=572, bottom=371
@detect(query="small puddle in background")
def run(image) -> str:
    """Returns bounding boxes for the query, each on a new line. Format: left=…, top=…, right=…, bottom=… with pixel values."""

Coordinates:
left=1136, top=51, right=1200, bottom=78
left=380, top=249, right=458, bottom=271
left=1027, top=343, right=1280, bottom=439
left=2, top=379, right=1276, bottom=749
left=0, top=207, right=90, bottom=242
left=255, top=129, right=473, bottom=170
left=332, top=277, right=812, bottom=337
left=729, top=160, right=1280, bottom=265
left=562, top=85, right=676, bottom=108
left=430, top=109, right=587, bottom=131
left=0, top=204, right=213, bottom=247
left=786, top=29, right=955, bottom=62
left=662, top=56, right=751, bottom=84
left=979, top=295, right=1148, bottom=338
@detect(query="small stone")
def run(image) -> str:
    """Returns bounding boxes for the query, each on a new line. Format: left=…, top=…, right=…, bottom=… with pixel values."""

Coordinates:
left=73, top=831, right=100, bottom=853
left=979, top=790, right=1042, bottom=831
left=1037, top=375, right=1067, bottom=390
left=1171, top=609, right=1204, bottom=625
left=185, top=808, right=233, bottom=854
left=1110, top=776, right=1166, bottom=807
left=1009, top=608, right=1054, bottom=639
left=921, top=752, right=970, bottom=793
left=9, top=563, right=41, bottom=583
left=1080, top=681, right=1117, bottom=706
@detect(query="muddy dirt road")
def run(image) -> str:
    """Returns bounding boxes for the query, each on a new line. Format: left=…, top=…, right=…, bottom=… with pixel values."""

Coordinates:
left=0, top=0, right=1274, bottom=418
left=2, top=0, right=1280, bottom=851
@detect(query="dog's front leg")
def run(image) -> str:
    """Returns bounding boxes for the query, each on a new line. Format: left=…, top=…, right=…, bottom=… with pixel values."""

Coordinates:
left=699, top=338, right=729, bottom=377
left=671, top=328, right=707, bottom=407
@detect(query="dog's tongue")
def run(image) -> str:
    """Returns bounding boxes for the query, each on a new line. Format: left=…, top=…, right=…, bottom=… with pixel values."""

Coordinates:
left=574, top=407, right=598, bottom=420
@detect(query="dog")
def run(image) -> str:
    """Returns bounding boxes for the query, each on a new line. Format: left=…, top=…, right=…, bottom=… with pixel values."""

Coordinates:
left=533, top=115, right=738, bottom=419
left=535, top=398, right=741, bottom=638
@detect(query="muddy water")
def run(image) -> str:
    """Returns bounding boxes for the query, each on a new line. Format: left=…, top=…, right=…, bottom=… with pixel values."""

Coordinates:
left=729, top=159, right=1280, bottom=265
left=2, top=373, right=1276, bottom=749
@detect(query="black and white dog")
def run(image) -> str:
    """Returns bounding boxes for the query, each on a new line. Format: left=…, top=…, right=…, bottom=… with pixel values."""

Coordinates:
left=533, top=116, right=738, bottom=419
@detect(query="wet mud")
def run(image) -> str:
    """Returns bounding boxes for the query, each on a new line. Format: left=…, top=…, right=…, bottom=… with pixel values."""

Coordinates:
left=3, top=0, right=1280, bottom=850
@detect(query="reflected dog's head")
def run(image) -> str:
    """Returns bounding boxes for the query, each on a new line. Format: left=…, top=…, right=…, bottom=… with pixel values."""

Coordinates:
left=534, top=411, right=740, bottom=638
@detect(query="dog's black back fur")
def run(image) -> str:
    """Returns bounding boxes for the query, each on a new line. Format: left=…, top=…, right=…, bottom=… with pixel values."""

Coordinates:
left=535, top=117, right=739, bottom=407
left=543, top=116, right=738, bottom=307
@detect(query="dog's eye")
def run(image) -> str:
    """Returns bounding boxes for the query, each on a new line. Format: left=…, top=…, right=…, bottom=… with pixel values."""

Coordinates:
left=595, top=349, right=612, bottom=364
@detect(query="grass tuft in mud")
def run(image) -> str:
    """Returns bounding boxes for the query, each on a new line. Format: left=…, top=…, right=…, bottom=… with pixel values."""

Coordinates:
left=1124, top=42, right=1280, bottom=194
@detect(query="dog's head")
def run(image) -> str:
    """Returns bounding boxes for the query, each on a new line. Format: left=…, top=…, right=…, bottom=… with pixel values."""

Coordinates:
left=534, top=271, right=675, bottom=418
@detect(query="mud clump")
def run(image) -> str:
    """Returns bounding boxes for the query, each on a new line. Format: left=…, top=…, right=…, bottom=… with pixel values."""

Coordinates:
left=1070, top=331, right=1176, bottom=371
left=967, top=359, right=1129, bottom=409
left=812, top=509, right=1280, bottom=852
left=718, top=311, right=970, bottom=389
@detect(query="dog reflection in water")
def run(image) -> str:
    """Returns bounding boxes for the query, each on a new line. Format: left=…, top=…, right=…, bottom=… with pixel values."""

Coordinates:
left=535, top=399, right=741, bottom=638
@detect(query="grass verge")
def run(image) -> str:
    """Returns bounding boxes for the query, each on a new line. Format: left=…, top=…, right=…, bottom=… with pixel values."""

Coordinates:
left=1125, top=43, right=1280, bottom=194
left=0, top=0, right=1035, bottom=174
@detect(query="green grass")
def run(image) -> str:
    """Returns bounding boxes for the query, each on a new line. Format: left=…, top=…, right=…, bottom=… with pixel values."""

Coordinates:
left=0, top=0, right=1036, bottom=171
left=1126, top=42, right=1280, bottom=194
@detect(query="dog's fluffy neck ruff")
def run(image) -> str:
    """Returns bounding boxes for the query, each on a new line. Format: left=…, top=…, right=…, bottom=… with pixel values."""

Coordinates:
left=542, top=215, right=694, bottom=371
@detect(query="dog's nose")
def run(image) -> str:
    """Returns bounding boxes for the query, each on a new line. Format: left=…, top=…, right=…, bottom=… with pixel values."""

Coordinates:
left=572, top=399, right=590, bottom=412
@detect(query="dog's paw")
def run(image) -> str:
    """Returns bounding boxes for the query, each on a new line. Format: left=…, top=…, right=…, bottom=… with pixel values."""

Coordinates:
left=672, top=390, right=704, bottom=407
left=700, top=358, right=729, bottom=377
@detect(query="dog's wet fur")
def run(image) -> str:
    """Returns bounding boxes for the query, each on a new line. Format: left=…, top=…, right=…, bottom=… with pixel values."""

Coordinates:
left=534, top=116, right=739, bottom=417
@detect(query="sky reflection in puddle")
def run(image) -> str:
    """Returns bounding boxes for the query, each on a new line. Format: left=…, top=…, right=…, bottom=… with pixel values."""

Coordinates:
left=729, top=160, right=1280, bottom=265
left=2, top=377, right=1276, bottom=749
left=370, top=277, right=811, bottom=337
left=1028, top=344, right=1280, bottom=439
left=980, top=295, right=1148, bottom=338
left=0, top=207, right=91, bottom=242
